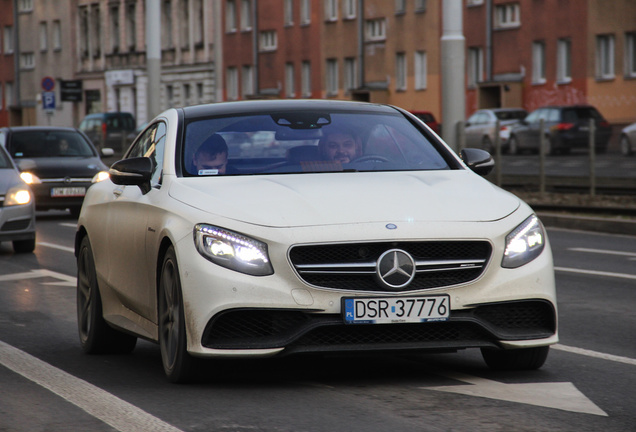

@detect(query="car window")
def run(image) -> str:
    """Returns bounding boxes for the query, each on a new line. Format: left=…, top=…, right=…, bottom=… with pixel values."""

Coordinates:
left=127, top=121, right=167, bottom=185
left=495, top=110, right=526, bottom=121
left=525, top=110, right=540, bottom=123
left=8, top=131, right=96, bottom=158
left=183, top=111, right=450, bottom=177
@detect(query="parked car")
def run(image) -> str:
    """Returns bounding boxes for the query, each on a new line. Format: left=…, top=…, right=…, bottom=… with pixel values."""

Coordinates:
left=508, top=105, right=612, bottom=155
left=75, top=100, right=557, bottom=383
left=79, top=112, right=136, bottom=151
left=410, top=110, right=440, bottom=134
left=0, top=127, right=112, bottom=217
left=465, top=108, right=527, bottom=152
left=619, top=122, right=636, bottom=156
left=0, top=142, right=36, bottom=253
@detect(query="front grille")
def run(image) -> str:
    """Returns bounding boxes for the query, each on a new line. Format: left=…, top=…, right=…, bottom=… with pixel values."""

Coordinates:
left=1, top=219, right=31, bottom=232
left=201, top=300, right=556, bottom=354
left=289, top=241, right=492, bottom=292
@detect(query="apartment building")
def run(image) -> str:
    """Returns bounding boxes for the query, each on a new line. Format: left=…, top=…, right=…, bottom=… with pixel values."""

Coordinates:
left=464, top=0, right=636, bottom=125
left=76, top=0, right=218, bottom=126
left=0, top=0, right=15, bottom=127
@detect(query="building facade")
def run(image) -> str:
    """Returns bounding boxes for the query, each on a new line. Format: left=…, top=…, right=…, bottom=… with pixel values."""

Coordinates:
left=0, top=0, right=16, bottom=127
left=464, top=0, right=636, bottom=126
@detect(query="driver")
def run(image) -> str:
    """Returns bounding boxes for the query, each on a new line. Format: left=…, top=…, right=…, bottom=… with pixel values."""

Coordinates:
left=318, top=127, right=362, bottom=163
left=191, top=134, right=229, bottom=175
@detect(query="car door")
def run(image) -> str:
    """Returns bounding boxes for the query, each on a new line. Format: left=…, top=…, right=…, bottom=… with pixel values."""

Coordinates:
left=104, top=121, right=167, bottom=322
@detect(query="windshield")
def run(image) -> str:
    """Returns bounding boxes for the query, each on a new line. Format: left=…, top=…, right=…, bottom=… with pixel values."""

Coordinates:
left=183, top=111, right=449, bottom=176
left=9, top=131, right=96, bottom=158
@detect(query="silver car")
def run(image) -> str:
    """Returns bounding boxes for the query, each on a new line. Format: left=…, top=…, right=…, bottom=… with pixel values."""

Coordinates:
left=0, top=143, right=36, bottom=253
left=465, top=108, right=527, bottom=152
left=620, top=122, right=636, bottom=156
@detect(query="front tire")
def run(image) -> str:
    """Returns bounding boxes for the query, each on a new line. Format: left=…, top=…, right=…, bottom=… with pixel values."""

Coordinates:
left=77, top=236, right=137, bottom=354
left=481, top=346, right=550, bottom=371
left=159, top=246, right=197, bottom=383
left=13, top=238, right=35, bottom=253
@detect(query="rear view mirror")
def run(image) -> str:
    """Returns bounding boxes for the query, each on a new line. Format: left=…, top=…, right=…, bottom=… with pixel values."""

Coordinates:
left=109, top=157, right=153, bottom=194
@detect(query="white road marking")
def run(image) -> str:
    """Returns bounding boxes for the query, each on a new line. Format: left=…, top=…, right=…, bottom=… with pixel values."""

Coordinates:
left=0, top=269, right=76, bottom=287
left=424, top=370, right=607, bottom=416
left=37, top=242, right=75, bottom=253
left=554, top=344, right=636, bottom=367
left=0, top=340, right=184, bottom=432
left=555, top=266, right=636, bottom=281
left=568, top=247, right=636, bottom=258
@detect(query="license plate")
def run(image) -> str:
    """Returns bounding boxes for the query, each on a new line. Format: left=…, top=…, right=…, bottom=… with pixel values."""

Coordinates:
left=51, top=187, right=86, bottom=197
left=343, top=295, right=450, bottom=324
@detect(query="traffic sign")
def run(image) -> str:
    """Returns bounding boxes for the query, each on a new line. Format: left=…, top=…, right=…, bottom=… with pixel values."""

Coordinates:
left=42, top=91, right=56, bottom=110
left=42, top=76, right=55, bottom=92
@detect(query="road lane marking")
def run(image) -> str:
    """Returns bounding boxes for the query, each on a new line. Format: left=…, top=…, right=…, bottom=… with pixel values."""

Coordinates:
left=568, top=247, right=636, bottom=258
left=0, top=269, right=76, bottom=287
left=554, top=344, right=636, bottom=367
left=37, top=242, right=75, bottom=253
left=0, top=340, right=184, bottom=432
left=555, top=266, right=636, bottom=281
left=423, top=370, right=607, bottom=416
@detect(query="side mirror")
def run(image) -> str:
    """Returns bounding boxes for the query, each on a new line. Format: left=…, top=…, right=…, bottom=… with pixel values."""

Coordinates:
left=460, top=148, right=494, bottom=176
left=109, top=157, right=153, bottom=194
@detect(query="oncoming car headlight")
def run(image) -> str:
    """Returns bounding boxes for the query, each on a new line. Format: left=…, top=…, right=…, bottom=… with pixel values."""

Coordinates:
left=194, top=224, right=273, bottom=276
left=92, top=171, right=110, bottom=183
left=502, top=215, right=546, bottom=269
left=5, top=186, right=32, bottom=206
left=20, top=172, right=41, bottom=185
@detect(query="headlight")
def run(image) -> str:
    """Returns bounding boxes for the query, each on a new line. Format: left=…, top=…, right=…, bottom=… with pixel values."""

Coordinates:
left=20, top=172, right=41, bottom=184
left=92, top=171, right=110, bottom=183
left=502, top=215, right=546, bottom=268
left=5, top=186, right=32, bottom=206
left=194, top=224, right=273, bottom=276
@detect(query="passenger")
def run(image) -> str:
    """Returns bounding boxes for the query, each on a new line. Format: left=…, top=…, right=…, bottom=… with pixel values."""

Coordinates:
left=318, top=127, right=362, bottom=163
left=191, top=134, right=229, bottom=175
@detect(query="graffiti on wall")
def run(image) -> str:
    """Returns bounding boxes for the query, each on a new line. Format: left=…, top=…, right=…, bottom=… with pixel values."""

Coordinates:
left=525, top=84, right=587, bottom=112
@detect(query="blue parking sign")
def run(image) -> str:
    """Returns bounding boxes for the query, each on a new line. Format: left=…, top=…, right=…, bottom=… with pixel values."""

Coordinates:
left=42, top=91, right=56, bottom=110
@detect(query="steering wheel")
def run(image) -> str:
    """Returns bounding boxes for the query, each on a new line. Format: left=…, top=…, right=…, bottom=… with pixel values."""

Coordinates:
left=351, top=154, right=391, bottom=163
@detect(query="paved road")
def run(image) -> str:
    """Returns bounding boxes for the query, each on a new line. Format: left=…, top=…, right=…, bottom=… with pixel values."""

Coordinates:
left=0, top=213, right=635, bottom=431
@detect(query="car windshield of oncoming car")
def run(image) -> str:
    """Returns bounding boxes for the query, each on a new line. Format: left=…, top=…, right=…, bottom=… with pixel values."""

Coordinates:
left=8, top=131, right=95, bottom=158
left=183, top=111, right=449, bottom=176
left=0, top=146, right=12, bottom=168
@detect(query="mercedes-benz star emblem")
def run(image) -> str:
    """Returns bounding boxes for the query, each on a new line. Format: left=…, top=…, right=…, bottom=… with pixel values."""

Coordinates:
left=375, top=249, right=416, bottom=290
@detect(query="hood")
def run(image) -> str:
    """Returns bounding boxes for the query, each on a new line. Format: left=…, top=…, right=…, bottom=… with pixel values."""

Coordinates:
left=170, top=170, right=521, bottom=228
left=0, top=168, right=25, bottom=193
left=15, top=157, right=107, bottom=178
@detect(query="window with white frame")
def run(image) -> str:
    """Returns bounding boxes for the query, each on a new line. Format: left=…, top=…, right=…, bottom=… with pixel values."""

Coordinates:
left=79, top=7, right=89, bottom=57
left=91, top=6, right=101, bottom=57
left=285, top=63, right=295, bottom=97
left=415, top=51, right=427, bottom=90
left=302, top=61, right=312, bottom=96
left=532, top=41, right=546, bottom=84
left=242, top=65, right=254, bottom=98
left=284, top=0, right=294, bottom=26
left=196, top=83, right=204, bottom=103
left=183, top=83, right=192, bottom=105
left=259, top=30, right=277, bottom=51
left=467, top=0, right=484, bottom=5
left=365, top=18, right=386, bottom=42
left=126, top=3, right=136, bottom=51
left=39, top=22, right=47, bottom=52
left=325, top=0, right=338, bottom=21
left=18, top=0, right=33, bottom=12
left=326, top=59, right=338, bottom=96
left=226, top=0, right=237, bottom=32
left=556, top=38, right=571, bottom=83
left=194, top=0, right=204, bottom=44
left=240, top=0, right=252, bottom=30
left=226, top=67, right=238, bottom=100
left=395, top=0, right=406, bottom=14
left=468, top=47, right=483, bottom=87
left=415, top=0, right=427, bottom=13
left=110, top=4, right=120, bottom=53
left=343, top=0, right=356, bottom=19
left=344, top=57, right=357, bottom=92
left=3, top=26, right=13, bottom=54
left=494, top=3, right=520, bottom=29
left=300, top=0, right=311, bottom=25
left=627, top=32, right=636, bottom=78
left=52, top=20, right=61, bottom=51
left=596, top=34, right=615, bottom=79
left=166, top=85, right=174, bottom=108
left=20, top=52, right=35, bottom=70
left=396, top=53, right=407, bottom=90
left=162, top=0, right=173, bottom=48
left=180, top=0, right=190, bottom=47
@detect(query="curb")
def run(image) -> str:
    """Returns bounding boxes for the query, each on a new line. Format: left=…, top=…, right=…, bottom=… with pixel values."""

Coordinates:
left=537, top=212, right=636, bottom=236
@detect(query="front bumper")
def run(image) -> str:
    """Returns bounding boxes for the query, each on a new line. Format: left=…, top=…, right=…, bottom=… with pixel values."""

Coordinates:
left=0, top=202, right=36, bottom=242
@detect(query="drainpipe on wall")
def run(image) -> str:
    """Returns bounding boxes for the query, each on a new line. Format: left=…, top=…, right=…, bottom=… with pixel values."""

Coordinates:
left=213, top=0, right=223, bottom=102
left=486, top=0, right=492, bottom=82
left=146, top=0, right=161, bottom=120
left=253, top=0, right=259, bottom=97
left=13, top=0, right=21, bottom=125
left=357, top=0, right=365, bottom=93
